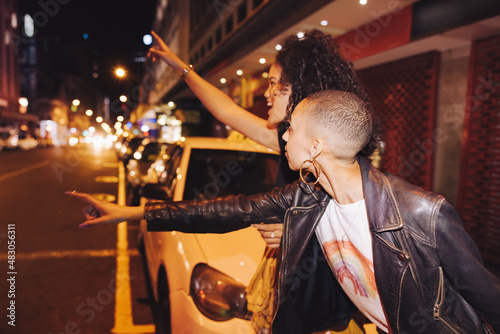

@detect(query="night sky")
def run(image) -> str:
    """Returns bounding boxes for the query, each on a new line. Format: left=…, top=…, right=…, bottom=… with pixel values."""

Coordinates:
left=17, top=0, right=157, bottom=107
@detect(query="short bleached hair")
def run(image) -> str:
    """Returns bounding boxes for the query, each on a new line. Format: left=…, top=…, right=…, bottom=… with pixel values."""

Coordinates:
left=300, top=90, right=373, bottom=161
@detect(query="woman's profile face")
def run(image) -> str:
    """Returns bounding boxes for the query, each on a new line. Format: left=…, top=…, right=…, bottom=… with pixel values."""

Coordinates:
left=264, top=63, right=291, bottom=126
left=282, top=104, right=312, bottom=171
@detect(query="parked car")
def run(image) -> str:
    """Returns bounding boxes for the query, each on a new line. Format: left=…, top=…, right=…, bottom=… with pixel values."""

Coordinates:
left=125, top=139, right=168, bottom=206
left=18, top=134, right=38, bottom=150
left=0, top=130, right=19, bottom=150
left=138, top=137, right=280, bottom=334
left=118, top=136, right=145, bottom=166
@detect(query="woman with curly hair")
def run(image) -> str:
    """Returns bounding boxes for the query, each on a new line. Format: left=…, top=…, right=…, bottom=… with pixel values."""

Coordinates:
left=148, top=29, right=375, bottom=333
left=148, top=29, right=378, bottom=185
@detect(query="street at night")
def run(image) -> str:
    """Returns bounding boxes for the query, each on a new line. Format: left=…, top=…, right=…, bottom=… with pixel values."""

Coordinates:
left=0, top=146, right=154, bottom=333
left=2, top=0, right=500, bottom=333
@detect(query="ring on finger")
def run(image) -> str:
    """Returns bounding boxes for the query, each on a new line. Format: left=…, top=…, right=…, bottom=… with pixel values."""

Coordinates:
left=270, top=231, right=275, bottom=239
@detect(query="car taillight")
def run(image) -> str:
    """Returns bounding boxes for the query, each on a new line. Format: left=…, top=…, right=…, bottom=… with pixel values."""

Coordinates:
left=190, top=263, right=249, bottom=321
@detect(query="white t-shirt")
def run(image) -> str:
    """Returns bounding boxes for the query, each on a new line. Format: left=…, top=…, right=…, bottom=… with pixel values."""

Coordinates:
left=315, top=199, right=389, bottom=332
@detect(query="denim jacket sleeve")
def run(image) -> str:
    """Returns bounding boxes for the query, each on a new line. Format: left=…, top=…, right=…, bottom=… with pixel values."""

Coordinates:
left=436, top=200, right=500, bottom=332
left=144, top=182, right=296, bottom=233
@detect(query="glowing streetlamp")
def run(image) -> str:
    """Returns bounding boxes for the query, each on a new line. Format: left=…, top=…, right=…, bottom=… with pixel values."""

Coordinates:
left=19, top=97, right=28, bottom=113
left=115, top=68, right=125, bottom=78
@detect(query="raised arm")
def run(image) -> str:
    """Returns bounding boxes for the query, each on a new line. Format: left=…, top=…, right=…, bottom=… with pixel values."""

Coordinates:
left=148, top=31, right=280, bottom=151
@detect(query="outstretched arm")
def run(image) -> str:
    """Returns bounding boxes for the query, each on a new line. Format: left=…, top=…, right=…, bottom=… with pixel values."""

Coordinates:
left=148, top=31, right=279, bottom=151
left=66, top=191, right=143, bottom=228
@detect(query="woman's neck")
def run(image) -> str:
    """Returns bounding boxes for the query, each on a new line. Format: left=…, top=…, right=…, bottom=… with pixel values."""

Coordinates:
left=318, top=157, right=364, bottom=205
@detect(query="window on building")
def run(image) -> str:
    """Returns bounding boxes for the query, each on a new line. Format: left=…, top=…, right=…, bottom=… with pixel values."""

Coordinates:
left=253, top=0, right=264, bottom=9
left=216, top=27, right=222, bottom=43
left=237, top=2, right=247, bottom=23
left=225, top=16, right=233, bottom=34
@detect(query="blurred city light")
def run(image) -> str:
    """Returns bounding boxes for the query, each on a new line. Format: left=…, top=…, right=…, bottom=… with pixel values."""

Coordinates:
left=69, top=137, right=79, bottom=146
left=320, top=20, right=328, bottom=26
left=115, top=68, right=125, bottom=77
left=119, top=95, right=127, bottom=102
left=96, top=116, right=103, bottom=123
left=117, top=115, right=124, bottom=122
left=236, top=69, right=243, bottom=76
left=360, top=0, right=367, bottom=4
left=275, top=44, right=282, bottom=51
left=259, top=58, right=266, bottom=64
left=167, top=101, right=175, bottom=108
left=19, top=97, right=28, bottom=107
left=143, top=34, right=152, bottom=45
left=24, top=14, right=34, bottom=37
left=85, top=109, right=93, bottom=116
left=72, top=99, right=80, bottom=106
left=220, top=78, right=227, bottom=84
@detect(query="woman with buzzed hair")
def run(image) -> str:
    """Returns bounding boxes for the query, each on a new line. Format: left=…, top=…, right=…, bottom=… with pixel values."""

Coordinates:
left=69, top=90, right=500, bottom=334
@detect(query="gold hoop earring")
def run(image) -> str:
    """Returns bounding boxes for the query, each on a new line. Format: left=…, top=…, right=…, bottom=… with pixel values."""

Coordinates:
left=299, top=159, right=321, bottom=186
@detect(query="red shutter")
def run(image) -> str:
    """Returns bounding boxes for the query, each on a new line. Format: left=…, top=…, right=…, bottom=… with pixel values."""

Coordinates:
left=359, top=51, right=440, bottom=190
left=458, top=33, right=500, bottom=264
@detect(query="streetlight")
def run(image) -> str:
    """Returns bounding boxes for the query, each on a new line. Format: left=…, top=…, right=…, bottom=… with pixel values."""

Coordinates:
left=115, top=67, right=125, bottom=78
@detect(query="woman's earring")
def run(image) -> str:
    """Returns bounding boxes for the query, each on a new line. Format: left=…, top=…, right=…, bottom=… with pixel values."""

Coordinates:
left=299, top=159, right=321, bottom=186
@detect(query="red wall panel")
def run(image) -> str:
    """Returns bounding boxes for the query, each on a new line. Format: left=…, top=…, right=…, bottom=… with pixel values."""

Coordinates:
left=359, top=51, right=440, bottom=190
left=458, top=33, right=500, bottom=264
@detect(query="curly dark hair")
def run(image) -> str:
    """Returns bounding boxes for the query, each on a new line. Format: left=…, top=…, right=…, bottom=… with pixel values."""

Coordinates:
left=275, top=29, right=381, bottom=156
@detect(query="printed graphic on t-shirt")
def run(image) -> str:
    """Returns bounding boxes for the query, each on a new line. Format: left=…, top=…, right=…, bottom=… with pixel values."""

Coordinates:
left=323, top=239, right=377, bottom=299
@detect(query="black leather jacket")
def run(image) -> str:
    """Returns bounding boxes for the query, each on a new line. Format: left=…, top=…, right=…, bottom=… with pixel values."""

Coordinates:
left=145, top=158, right=500, bottom=333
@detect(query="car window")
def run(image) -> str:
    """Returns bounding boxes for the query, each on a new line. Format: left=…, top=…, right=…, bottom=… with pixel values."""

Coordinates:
left=140, top=143, right=161, bottom=162
left=183, top=149, right=280, bottom=201
left=127, top=137, right=144, bottom=152
left=161, top=146, right=183, bottom=199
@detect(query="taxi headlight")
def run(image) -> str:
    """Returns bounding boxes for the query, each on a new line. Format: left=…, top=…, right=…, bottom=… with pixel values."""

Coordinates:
left=190, top=263, right=249, bottom=321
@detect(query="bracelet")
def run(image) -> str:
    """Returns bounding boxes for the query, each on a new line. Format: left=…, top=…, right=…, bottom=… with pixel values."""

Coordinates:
left=180, top=65, right=194, bottom=78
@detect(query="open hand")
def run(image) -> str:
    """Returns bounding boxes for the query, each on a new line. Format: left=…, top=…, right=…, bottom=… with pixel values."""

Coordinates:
left=147, top=31, right=186, bottom=72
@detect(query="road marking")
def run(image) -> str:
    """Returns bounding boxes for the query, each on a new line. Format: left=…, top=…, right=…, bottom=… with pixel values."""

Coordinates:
left=0, top=249, right=140, bottom=261
left=112, top=163, right=155, bottom=334
left=0, top=159, right=51, bottom=183
left=91, top=193, right=117, bottom=202
left=103, top=162, right=119, bottom=168
left=95, top=176, right=119, bottom=183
